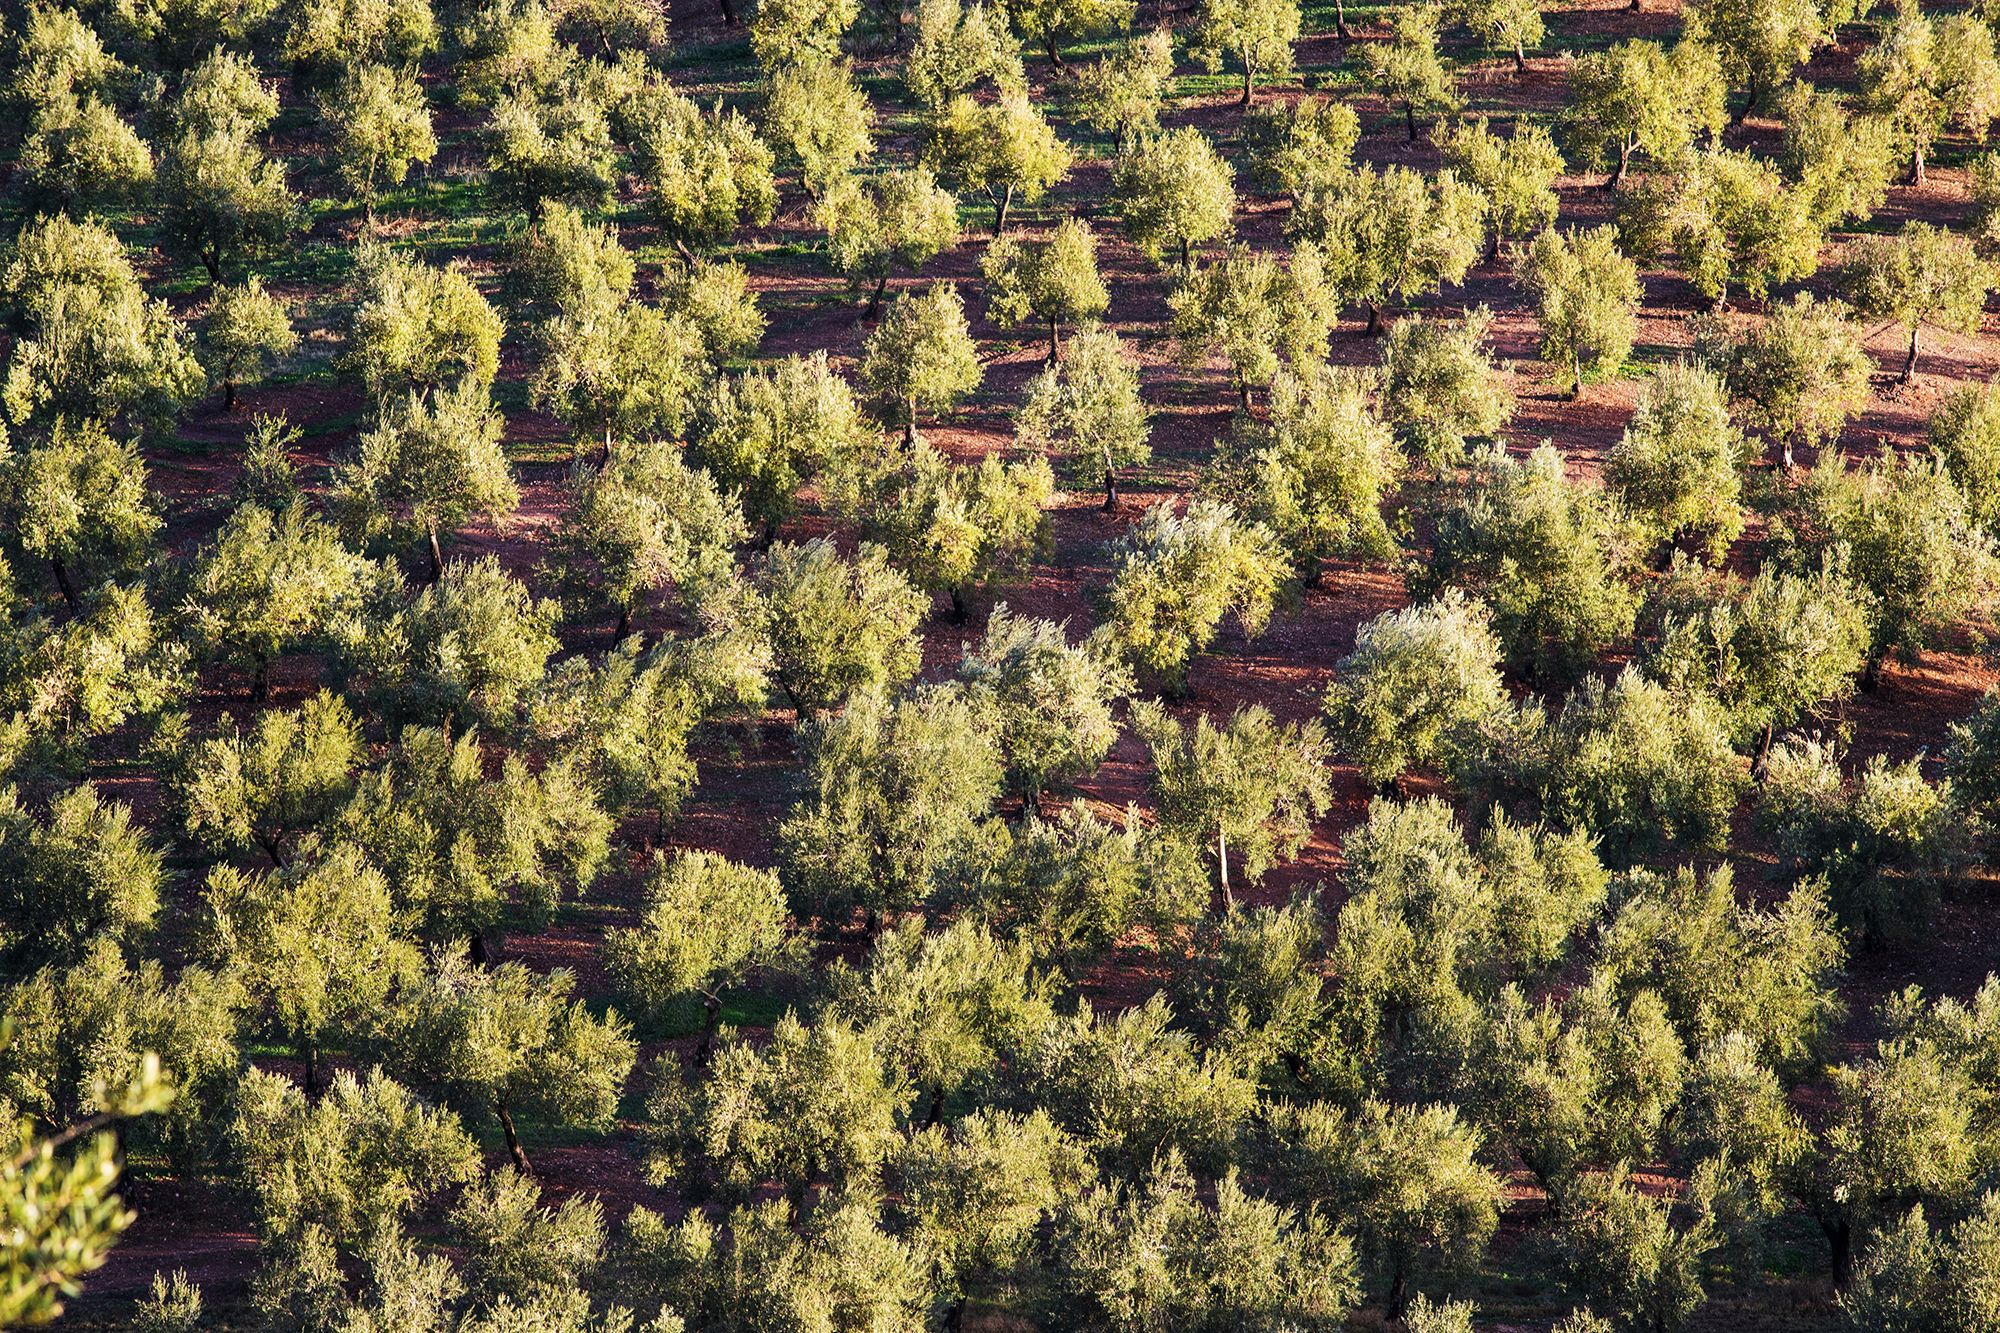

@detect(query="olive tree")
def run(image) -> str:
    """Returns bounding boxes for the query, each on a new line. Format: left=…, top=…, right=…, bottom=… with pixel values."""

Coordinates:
left=1016, top=325, right=1150, bottom=509
left=1112, top=127, right=1237, bottom=267
left=1562, top=39, right=1727, bottom=188
left=1440, top=117, right=1562, bottom=262
left=959, top=608, right=1132, bottom=811
left=0, top=784, right=164, bottom=969
left=170, top=692, right=365, bottom=867
left=691, top=351, right=881, bottom=538
left=1190, top=0, right=1299, bottom=106
left=1604, top=360, right=1747, bottom=564
left=1416, top=443, right=1640, bottom=680
left=1684, top=0, right=1824, bottom=122
left=1170, top=243, right=1339, bottom=407
left=631, top=91, right=777, bottom=255
left=816, top=167, right=961, bottom=316
left=860, top=282, right=983, bottom=445
left=1324, top=590, right=1507, bottom=791
left=1697, top=292, right=1871, bottom=468
left=1298, top=165, right=1485, bottom=334
left=1860, top=0, right=2000, bottom=186
left=860, top=446, right=1055, bottom=620
left=751, top=538, right=928, bottom=714
left=764, top=57, right=874, bottom=200
left=1378, top=308, right=1515, bottom=468
left=0, top=418, right=161, bottom=610
left=1133, top=700, right=1332, bottom=898
left=1515, top=225, right=1642, bottom=400
left=1363, top=4, right=1458, bottom=140
left=1098, top=500, right=1291, bottom=695
left=317, top=63, right=436, bottom=216
left=199, top=278, right=296, bottom=411
left=604, top=851, right=791, bottom=1056
left=980, top=218, right=1108, bottom=359
left=377, top=954, right=636, bottom=1173
left=1844, top=222, right=1995, bottom=384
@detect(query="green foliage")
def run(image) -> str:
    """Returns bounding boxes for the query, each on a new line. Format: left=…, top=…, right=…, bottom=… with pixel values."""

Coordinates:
left=182, top=501, right=375, bottom=696
left=1618, top=148, right=1823, bottom=308
left=232, top=1065, right=478, bottom=1250
left=1, top=215, right=205, bottom=435
left=1276, top=1098, right=1506, bottom=1308
left=155, top=57, right=299, bottom=282
left=1296, top=164, right=1485, bottom=332
left=861, top=281, right=982, bottom=444
left=318, top=63, right=436, bottom=212
left=200, top=843, right=417, bottom=1079
left=1050, top=1152, right=1357, bottom=1329
left=1362, top=4, right=1458, bottom=138
left=0, top=417, right=160, bottom=608
left=751, top=538, right=927, bottom=714
left=1133, top=699, right=1331, bottom=894
left=1604, top=360, right=1746, bottom=563
left=1208, top=362, right=1401, bottom=578
left=1684, top=0, right=1823, bottom=119
left=1016, top=325, right=1150, bottom=504
left=1007, top=0, right=1133, bottom=62
left=981, top=217, right=1108, bottom=359
left=340, top=723, right=612, bottom=944
left=816, top=167, right=961, bottom=307
left=1324, top=590, right=1506, bottom=789
left=643, top=1010, right=906, bottom=1201
left=764, top=56, right=874, bottom=198
left=1778, top=83, right=1896, bottom=228
left=0, top=784, right=162, bottom=968
left=1440, top=117, right=1562, bottom=260
left=333, top=378, right=519, bottom=576
left=343, top=245, right=505, bottom=398
left=1697, top=292, right=1871, bottom=468
left=283, top=0, right=439, bottom=85
left=486, top=85, right=618, bottom=216
left=1460, top=0, right=1543, bottom=69
left=1112, top=127, right=1236, bottom=266
left=603, top=850, right=791, bottom=1028
left=858, top=445, right=1054, bottom=616
left=631, top=90, right=778, bottom=253
left=1417, top=442, right=1640, bottom=680
left=543, top=440, right=744, bottom=632
left=1189, top=0, right=1299, bottom=106
left=1171, top=894, right=1326, bottom=1074
left=1636, top=554, right=1872, bottom=747
left=1555, top=1167, right=1718, bottom=1333
left=1244, top=95, right=1357, bottom=196
left=341, top=555, right=557, bottom=727
left=170, top=691, right=364, bottom=866
left=1098, top=499, right=1290, bottom=693
left=1844, top=1194, right=2000, bottom=1333
left=1759, top=734, right=1964, bottom=947
left=1775, top=448, right=1996, bottom=674
left=749, top=0, right=858, bottom=67
left=1170, top=242, right=1339, bottom=402
left=780, top=683, right=1004, bottom=918
left=1845, top=221, right=1995, bottom=381
left=1598, top=864, right=1845, bottom=1074
left=1860, top=0, right=2000, bottom=184
left=1378, top=307, right=1514, bottom=469
left=1515, top=226, right=1641, bottom=399
left=691, top=351, right=878, bottom=537
left=958, top=607, right=1131, bottom=807
left=905, top=0, right=1024, bottom=110
left=1562, top=39, right=1727, bottom=185
left=452, top=1167, right=605, bottom=1305
left=1013, top=996, right=1260, bottom=1172
left=199, top=278, right=297, bottom=410
left=378, top=953, right=636, bottom=1171
left=1931, top=375, right=2000, bottom=539
left=1, top=1045, right=173, bottom=1327
left=921, top=90, right=1070, bottom=232
left=1071, top=28, right=1175, bottom=142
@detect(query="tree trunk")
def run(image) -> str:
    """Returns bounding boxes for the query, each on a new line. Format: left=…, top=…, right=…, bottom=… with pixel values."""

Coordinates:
left=49, top=556, right=78, bottom=611
left=1241, top=65, right=1254, bottom=107
left=1826, top=1217, right=1853, bottom=1289
left=301, top=1035, right=319, bottom=1095
left=950, top=587, right=968, bottom=622
left=1103, top=464, right=1119, bottom=511
left=1048, top=318, right=1061, bottom=362
left=994, top=184, right=1014, bottom=236
left=1514, top=39, right=1526, bottom=74
left=924, top=1085, right=947, bottom=1128
left=1607, top=142, right=1632, bottom=191
left=497, top=1098, right=531, bottom=1173
left=203, top=250, right=222, bottom=284
left=904, top=398, right=920, bottom=448
left=615, top=605, right=632, bottom=644
left=1405, top=101, right=1417, bottom=141
left=1180, top=234, right=1191, bottom=269
left=866, top=273, right=889, bottom=319
left=1861, top=653, right=1883, bottom=693
left=1365, top=302, right=1383, bottom=335
left=224, top=376, right=239, bottom=410
left=469, top=930, right=490, bottom=966
left=1333, top=0, right=1349, bottom=38
left=1047, top=34, right=1064, bottom=65
left=719, top=0, right=737, bottom=23
left=1571, top=348, right=1584, bottom=401
left=427, top=526, right=445, bottom=585
left=1489, top=226, right=1503, bottom=265
left=1239, top=380, right=1253, bottom=412
left=1901, top=322, right=1920, bottom=384
left=697, top=993, right=722, bottom=1063
left=252, top=652, right=271, bottom=703
left=1912, top=140, right=1926, bottom=187
left=1733, top=71, right=1759, bottom=126
left=1216, top=827, right=1231, bottom=906
left=1387, top=1269, right=1409, bottom=1319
